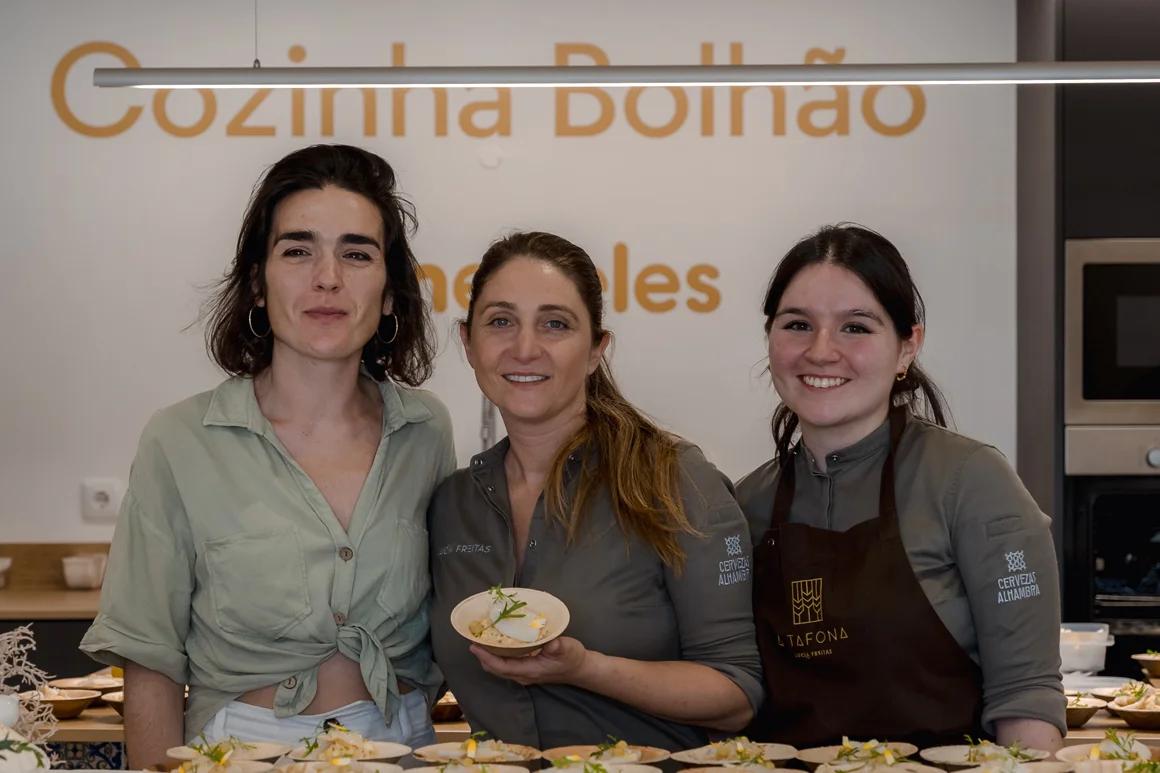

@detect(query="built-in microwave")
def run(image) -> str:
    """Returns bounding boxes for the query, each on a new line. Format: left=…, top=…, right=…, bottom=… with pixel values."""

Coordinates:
left=1064, top=239, right=1160, bottom=475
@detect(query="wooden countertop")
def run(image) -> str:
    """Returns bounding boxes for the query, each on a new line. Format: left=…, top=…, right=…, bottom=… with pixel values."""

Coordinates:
left=0, top=589, right=101, bottom=620
left=50, top=705, right=471, bottom=744
left=44, top=704, right=1147, bottom=748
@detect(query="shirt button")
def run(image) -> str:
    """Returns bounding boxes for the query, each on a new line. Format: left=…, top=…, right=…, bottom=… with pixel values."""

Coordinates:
left=828, top=454, right=839, bottom=463
left=338, top=547, right=354, bottom=561
left=283, top=676, right=297, bottom=689
left=472, top=458, right=483, bottom=467
left=334, top=612, right=347, bottom=625
left=486, top=485, right=495, bottom=494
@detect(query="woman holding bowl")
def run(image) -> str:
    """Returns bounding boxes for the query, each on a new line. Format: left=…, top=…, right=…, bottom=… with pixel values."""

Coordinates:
left=428, top=231, right=763, bottom=750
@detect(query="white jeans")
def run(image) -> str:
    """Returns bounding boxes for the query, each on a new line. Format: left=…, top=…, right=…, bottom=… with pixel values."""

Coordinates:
left=201, top=691, right=435, bottom=748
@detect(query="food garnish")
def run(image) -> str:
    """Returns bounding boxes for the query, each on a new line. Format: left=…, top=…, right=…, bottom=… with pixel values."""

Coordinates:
left=0, top=738, right=47, bottom=769
left=468, top=587, right=548, bottom=645
left=707, top=736, right=774, bottom=765
left=551, top=757, right=609, bottom=773
left=963, top=736, right=1035, bottom=763
left=1090, top=729, right=1143, bottom=761
left=297, top=723, right=378, bottom=762
left=835, top=738, right=905, bottom=768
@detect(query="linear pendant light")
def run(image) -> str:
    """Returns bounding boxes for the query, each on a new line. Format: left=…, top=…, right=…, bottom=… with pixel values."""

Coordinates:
left=93, top=61, right=1160, bottom=90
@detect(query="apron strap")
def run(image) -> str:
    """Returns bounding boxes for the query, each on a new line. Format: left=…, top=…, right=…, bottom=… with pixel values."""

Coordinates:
left=771, top=407, right=908, bottom=529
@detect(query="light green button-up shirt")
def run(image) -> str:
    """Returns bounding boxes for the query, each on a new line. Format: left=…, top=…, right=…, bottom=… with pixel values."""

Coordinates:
left=80, top=376, right=456, bottom=741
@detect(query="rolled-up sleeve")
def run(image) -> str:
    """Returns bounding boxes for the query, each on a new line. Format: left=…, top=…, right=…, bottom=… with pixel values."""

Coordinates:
left=664, top=447, right=765, bottom=713
left=948, top=445, right=1065, bottom=736
left=80, top=421, right=195, bottom=685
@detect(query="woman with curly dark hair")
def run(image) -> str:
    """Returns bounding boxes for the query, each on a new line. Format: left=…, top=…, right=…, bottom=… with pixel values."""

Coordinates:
left=82, top=145, right=455, bottom=768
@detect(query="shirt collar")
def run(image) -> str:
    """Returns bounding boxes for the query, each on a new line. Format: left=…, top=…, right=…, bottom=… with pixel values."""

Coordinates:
left=202, top=375, right=433, bottom=436
left=799, top=413, right=895, bottom=472
left=469, top=436, right=587, bottom=479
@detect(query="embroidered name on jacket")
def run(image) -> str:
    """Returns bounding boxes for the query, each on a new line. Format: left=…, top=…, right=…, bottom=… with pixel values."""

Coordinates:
left=437, top=543, right=493, bottom=556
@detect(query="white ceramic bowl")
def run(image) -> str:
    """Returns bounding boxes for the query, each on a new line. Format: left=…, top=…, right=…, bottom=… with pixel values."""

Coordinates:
left=450, top=587, right=569, bottom=657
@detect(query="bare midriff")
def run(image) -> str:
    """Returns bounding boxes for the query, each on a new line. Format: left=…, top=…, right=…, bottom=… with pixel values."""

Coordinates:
left=237, top=651, right=374, bottom=713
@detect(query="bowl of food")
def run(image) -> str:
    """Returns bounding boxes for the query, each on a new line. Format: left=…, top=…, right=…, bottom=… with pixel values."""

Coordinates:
left=1132, top=653, right=1160, bottom=679
left=451, top=586, right=569, bottom=657
left=49, top=674, right=124, bottom=696
left=919, top=741, right=1050, bottom=770
left=1105, top=688, right=1160, bottom=731
left=680, top=768, right=800, bottom=773
left=958, top=764, right=1071, bottom=773
left=409, top=765, right=528, bottom=773
left=797, top=740, right=919, bottom=771
left=167, top=738, right=292, bottom=763
left=818, top=764, right=942, bottom=773
left=413, top=737, right=541, bottom=768
left=279, top=764, right=402, bottom=773
left=20, top=687, right=100, bottom=719
left=542, top=740, right=670, bottom=766
left=173, top=760, right=273, bottom=773
left=431, top=690, right=463, bottom=722
left=288, top=726, right=410, bottom=763
left=671, top=737, right=797, bottom=767
left=102, top=690, right=124, bottom=716
left=1055, top=730, right=1152, bottom=764
left=1068, top=695, right=1108, bottom=728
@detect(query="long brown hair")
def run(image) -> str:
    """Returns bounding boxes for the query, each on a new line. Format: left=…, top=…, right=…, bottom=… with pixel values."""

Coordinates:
left=202, top=144, right=435, bottom=385
left=762, top=224, right=951, bottom=464
left=465, top=232, right=697, bottom=570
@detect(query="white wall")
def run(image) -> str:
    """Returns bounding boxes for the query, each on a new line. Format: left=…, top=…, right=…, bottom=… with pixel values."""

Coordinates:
left=0, top=0, right=1016, bottom=541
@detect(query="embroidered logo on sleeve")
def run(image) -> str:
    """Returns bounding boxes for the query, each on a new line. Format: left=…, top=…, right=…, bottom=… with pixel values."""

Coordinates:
left=718, top=533, right=750, bottom=586
left=997, top=550, right=1039, bottom=604
left=725, top=534, right=743, bottom=556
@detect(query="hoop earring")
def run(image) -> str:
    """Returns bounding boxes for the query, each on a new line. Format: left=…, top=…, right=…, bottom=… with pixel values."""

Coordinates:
left=895, top=370, right=908, bottom=382
left=248, top=306, right=271, bottom=338
left=376, top=313, right=399, bottom=345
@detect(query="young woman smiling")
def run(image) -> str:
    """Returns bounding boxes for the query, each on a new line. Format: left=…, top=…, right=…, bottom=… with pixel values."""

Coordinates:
left=738, top=224, right=1065, bottom=750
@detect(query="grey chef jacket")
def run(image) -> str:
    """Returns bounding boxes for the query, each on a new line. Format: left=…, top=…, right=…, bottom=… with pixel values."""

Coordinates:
left=428, top=438, right=764, bottom=750
left=736, top=416, right=1066, bottom=736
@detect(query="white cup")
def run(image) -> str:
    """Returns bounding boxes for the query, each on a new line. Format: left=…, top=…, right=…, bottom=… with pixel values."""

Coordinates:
left=61, top=554, right=107, bottom=589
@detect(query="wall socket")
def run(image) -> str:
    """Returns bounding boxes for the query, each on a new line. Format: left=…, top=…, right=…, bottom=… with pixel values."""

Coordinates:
left=81, top=478, right=124, bottom=522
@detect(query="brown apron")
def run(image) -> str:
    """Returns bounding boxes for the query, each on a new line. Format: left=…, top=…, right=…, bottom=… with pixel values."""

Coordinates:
left=750, top=408, right=983, bottom=747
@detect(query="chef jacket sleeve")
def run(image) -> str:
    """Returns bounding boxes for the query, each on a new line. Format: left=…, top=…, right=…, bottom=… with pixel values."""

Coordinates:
left=948, top=445, right=1066, bottom=736
left=80, top=416, right=194, bottom=685
left=664, top=445, right=766, bottom=713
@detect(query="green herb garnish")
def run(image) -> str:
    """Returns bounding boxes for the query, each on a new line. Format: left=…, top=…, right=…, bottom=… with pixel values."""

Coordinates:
left=595, top=736, right=621, bottom=754
left=1126, top=762, right=1160, bottom=773
left=1102, top=729, right=1142, bottom=760
left=469, top=587, right=528, bottom=638
left=0, top=738, right=47, bottom=769
left=488, top=586, right=527, bottom=624
left=963, top=736, right=1033, bottom=763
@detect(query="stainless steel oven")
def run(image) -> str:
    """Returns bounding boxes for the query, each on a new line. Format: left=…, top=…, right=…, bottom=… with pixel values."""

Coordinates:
left=1065, top=475, right=1160, bottom=658
left=1065, top=239, right=1160, bottom=475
